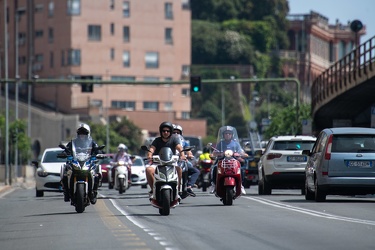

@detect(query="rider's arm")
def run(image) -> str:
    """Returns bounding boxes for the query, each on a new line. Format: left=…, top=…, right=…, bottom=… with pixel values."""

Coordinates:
left=147, top=145, right=155, bottom=160
left=176, top=144, right=186, bottom=160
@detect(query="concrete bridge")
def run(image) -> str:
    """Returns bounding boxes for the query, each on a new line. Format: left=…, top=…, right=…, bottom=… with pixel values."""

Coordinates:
left=312, top=36, right=375, bottom=132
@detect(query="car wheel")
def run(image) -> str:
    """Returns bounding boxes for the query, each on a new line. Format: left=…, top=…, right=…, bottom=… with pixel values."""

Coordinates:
left=36, top=189, right=44, bottom=197
left=314, top=178, right=326, bottom=202
left=263, top=178, right=272, bottom=195
left=305, top=179, right=314, bottom=200
left=258, top=180, right=264, bottom=195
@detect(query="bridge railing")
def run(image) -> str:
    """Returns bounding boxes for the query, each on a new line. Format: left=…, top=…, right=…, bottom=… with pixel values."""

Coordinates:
left=311, top=36, right=375, bottom=113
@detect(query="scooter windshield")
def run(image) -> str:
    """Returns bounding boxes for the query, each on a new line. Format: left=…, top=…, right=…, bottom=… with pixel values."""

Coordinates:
left=72, top=136, right=93, bottom=162
left=215, top=125, right=242, bottom=153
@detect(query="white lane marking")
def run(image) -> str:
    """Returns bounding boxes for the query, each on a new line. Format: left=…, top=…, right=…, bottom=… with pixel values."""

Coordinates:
left=100, top=193, right=178, bottom=250
left=243, top=196, right=375, bottom=226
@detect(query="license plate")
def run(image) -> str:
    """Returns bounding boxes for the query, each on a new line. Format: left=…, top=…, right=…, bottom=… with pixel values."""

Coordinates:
left=287, top=156, right=307, bottom=162
left=346, top=161, right=372, bottom=168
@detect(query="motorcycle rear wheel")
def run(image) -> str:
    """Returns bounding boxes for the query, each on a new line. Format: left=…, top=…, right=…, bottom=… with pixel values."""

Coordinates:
left=75, top=184, right=86, bottom=213
left=159, top=189, right=171, bottom=216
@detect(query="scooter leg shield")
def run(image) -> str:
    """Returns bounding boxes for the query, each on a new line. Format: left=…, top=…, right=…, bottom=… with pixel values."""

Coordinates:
left=223, top=177, right=236, bottom=186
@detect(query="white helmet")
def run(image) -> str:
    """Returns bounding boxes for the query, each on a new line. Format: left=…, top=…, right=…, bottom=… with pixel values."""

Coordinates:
left=118, top=143, right=128, bottom=151
left=77, top=123, right=90, bottom=136
left=173, top=124, right=183, bottom=135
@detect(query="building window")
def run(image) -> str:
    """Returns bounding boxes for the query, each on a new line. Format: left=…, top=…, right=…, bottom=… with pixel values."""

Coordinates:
left=67, top=0, right=81, bottom=15
left=110, top=0, right=115, bottom=10
left=122, top=51, right=130, bottom=67
left=48, top=1, right=54, bottom=17
left=19, top=56, right=26, bottom=65
left=123, top=1, right=130, bottom=17
left=88, top=25, right=101, bottom=41
left=143, top=101, right=159, bottom=111
left=35, top=30, right=44, bottom=38
left=123, top=26, right=130, bottom=42
left=164, top=102, right=172, bottom=111
left=181, top=112, right=190, bottom=119
left=181, top=88, right=189, bottom=96
left=50, top=51, right=54, bottom=68
left=91, top=99, right=103, bottom=108
left=112, top=101, right=135, bottom=110
left=111, top=76, right=135, bottom=81
left=68, top=49, right=81, bottom=66
left=110, top=23, right=115, bottom=35
left=110, top=48, right=115, bottom=60
left=165, top=3, right=173, bottom=19
left=18, top=32, right=26, bottom=46
left=35, top=4, right=44, bottom=13
left=35, top=54, right=44, bottom=62
left=145, top=52, right=159, bottom=68
left=48, top=27, right=54, bottom=43
left=165, top=28, right=173, bottom=44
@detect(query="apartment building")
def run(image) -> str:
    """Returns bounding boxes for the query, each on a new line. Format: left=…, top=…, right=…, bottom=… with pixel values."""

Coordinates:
left=281, top=11, right=366, bottom=102
left=0, top=0, right=207, bottom=137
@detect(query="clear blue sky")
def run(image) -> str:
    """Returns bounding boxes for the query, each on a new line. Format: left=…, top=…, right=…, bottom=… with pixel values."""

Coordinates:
left=288, top=0, right=374, bottom=44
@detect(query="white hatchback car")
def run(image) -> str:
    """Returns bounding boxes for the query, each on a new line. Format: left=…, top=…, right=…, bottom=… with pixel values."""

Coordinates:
left=33, top=147, right=66, bottom=197
left=257, top=135, right=316, bottom=195
left=130, top=155, right=147, bottom=188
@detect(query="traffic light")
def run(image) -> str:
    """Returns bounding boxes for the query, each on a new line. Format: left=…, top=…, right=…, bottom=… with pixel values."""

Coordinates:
left=190, top=76, right=201, bottom=93
left=81, top=76, right=94, bottom=93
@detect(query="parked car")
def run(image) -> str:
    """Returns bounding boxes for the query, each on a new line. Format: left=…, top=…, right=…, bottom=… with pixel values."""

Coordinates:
left=130, top=155, right=147, bottom=188
left=33, top=147, right=66, bottom=197
left=98, top=154, right=114, bottom=184
left=257, top=135, right=316, bottom=195
left=303, top=127, right=375, bottom=202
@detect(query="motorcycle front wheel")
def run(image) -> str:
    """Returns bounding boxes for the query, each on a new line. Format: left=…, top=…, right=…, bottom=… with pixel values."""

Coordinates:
left=75, top=184, right=86, bottom=213
left=119, top=178, right=125, bottom=194
left=223, top=186, right=234, bottom=206
left=159, top=189, right=171, bottom=216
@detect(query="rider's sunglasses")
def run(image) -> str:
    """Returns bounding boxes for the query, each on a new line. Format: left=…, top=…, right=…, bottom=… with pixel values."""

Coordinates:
left=162, top=130, right=171, bottom=133
left=224, top=132, right=232, bottom=135
left=173, top=131, right=181, bottom=134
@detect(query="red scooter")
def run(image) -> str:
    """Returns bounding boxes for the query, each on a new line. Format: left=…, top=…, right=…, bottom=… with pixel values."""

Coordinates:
left=215, top=150, right=243, bottom=205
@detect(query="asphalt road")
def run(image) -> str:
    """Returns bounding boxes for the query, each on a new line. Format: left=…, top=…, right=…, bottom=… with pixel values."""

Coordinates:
left=1, top=183, right=375, bottom=250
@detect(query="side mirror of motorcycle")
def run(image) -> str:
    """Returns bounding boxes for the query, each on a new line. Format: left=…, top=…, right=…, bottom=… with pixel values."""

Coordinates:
left=207, top=143, right=212, bottom=147
left=96, top=154, right=106, bottom=159
left=59, top=144, right=67, bottom=150
left=57, top=152, right=68, bottom=159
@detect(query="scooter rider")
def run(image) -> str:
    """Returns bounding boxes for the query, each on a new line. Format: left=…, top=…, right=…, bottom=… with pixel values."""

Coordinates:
left=146, top=122, right=186, bottom=199
left=209, top=125, right=248, bottom=194
left=61, top=123, right=102, bottom=202
left=110, top=143, right=133, bottom=187
left=173, top=124, right=199, bottom=197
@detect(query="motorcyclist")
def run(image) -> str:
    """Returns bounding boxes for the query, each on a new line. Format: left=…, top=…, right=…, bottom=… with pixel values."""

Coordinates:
left=110, top=143, right=133, bottom=187
left=198, top=146, right=211, bottom=165
left=146, top=122, right=186, bottom=199
left=173, top=124, right=199, bottom=197
left=209, top=125, right=248, bottom=195
left=60, top=123, right=102, bottom=203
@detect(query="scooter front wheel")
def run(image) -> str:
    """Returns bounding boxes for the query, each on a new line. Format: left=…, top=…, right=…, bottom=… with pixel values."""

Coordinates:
left=159, top=189, right=171, bottom=216
left=223, top=186, right=234, bottom=206
left=75, top=184, right=86, bottom=213
left=119, top=178, right=125, bottom=194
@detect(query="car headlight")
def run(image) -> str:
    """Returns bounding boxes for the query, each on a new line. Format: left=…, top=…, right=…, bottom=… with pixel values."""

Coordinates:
left=37, top=170, right=48, bottom=177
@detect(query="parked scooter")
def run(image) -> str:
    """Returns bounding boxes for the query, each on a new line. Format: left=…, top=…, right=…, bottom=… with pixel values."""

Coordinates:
left=109, top=161, right=129, bottom=194
left=141, top=145, right=180, bottom=216
left=58, top=140, right=105, bottom=213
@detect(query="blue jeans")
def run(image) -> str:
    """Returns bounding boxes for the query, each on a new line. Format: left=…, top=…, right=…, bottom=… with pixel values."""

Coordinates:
left=187, top=161, right=200, bottom=187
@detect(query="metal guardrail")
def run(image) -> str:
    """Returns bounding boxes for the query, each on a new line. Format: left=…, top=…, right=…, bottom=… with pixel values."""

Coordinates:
left=311, top=36, right=375, bottom=113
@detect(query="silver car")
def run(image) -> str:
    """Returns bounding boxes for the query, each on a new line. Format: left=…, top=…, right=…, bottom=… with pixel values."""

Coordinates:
left=303, top=127, right=375, bottom=202
left=33, top=147, right=66, bottom=197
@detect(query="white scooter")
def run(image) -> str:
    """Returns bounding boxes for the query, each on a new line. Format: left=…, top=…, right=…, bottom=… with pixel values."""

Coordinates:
left=108, top=161, right=129, bottom=194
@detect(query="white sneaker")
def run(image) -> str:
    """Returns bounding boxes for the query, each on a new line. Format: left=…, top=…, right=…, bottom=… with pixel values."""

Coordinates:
left=209, top=184, right=216, bottom=194
left=241, top=185, right=246, bottom=195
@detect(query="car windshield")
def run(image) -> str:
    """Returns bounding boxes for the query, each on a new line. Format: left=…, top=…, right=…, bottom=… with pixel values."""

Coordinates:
left=43, top=150, right=66, bottom=163
left=132, top=157, right=144, bottom=166
left=273, top=141, right=315, bottom=150
left=332, top=135, right=375, bottom=152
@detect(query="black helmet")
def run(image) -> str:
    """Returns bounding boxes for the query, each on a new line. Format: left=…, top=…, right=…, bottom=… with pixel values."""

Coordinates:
left=159, top=121, right=173, bottom=137
left=77, top=123, right=90, bottom=135
left=203, top=147, right=210, bottom=154
left=159, top=147, right=173, bottom=162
